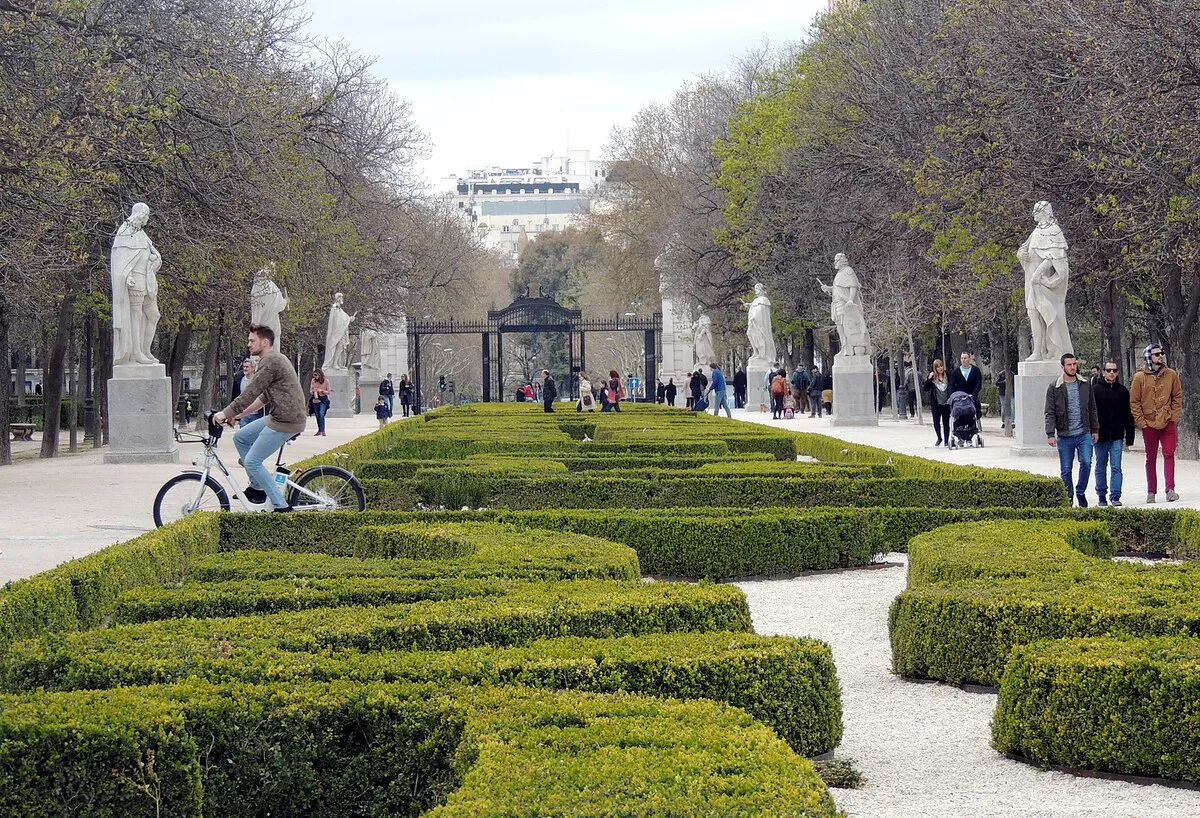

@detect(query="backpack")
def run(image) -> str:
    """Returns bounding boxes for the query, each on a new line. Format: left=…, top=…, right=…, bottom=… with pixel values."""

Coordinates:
left=770, top=376, right=786, bottom=396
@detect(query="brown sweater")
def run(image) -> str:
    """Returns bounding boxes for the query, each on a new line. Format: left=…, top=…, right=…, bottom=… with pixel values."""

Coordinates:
left=220, top=350, right=307, bottom=434
left=1130, top=366, right=1183, bottom=430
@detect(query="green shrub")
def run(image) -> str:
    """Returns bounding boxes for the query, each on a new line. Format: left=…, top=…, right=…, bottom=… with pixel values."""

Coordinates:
left=355, top=523, right=477, bottom=559
left=0, top=681, right=466, bottom=818
left=994, top=636, right=1200, bottom=782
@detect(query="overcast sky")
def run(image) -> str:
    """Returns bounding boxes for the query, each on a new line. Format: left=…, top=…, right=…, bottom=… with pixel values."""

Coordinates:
left=302, top=0, right=828, bottom=187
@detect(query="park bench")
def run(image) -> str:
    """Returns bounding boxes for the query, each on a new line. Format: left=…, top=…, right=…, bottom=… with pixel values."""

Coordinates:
left=9, top=423, right=35, bottom=441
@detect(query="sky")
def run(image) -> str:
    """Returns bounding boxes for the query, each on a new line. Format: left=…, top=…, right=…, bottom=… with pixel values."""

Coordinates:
left=301, top=0, right=828, bottom=188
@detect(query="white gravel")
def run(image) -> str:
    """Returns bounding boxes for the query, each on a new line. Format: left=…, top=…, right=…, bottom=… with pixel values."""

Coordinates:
left=736, top=556, right=1200, bottom=818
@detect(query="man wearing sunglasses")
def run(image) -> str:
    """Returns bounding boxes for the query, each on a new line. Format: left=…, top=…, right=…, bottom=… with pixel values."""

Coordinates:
left=1130, top=344, right=1183, bottom=503
left=1092, top=362, right=1136, bottom=507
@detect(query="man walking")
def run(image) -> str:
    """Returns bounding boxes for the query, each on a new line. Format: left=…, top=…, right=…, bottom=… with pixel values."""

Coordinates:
left=1093, top=360, right=1135, bottom=507
left=1130, top=343, right=1183, bottom=503
left=949, top=351, right=983, bottom=416
left=733, top=368, right=747, bottom=409
left=1045, top=352, right=1099, bottom=507
left=706, top=362, right=732, bottom=418
left=379, top=372, right=395, bottom=415
left=808, top=366, right=824, bottom=418
left=541, top=369, right=557, bottom=413
left=790, top=365, right=810, bottom=415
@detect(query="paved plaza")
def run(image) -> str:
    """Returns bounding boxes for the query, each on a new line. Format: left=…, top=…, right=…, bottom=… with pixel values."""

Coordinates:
left=4, top=406, right=1199, bottom=584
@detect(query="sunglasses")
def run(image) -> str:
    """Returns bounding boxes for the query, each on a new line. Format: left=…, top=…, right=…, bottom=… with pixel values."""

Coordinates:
left=1152, top=351, right=1165, bottom=357
left=1104, top=368, right=1118, bottom=373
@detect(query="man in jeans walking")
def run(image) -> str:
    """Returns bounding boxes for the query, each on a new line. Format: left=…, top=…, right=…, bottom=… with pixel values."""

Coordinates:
left=706, top=362, right=732, bottom=418
left=1130, top=343, right=1183, bottom=503
left=1092, top=361, right=1135, bottom=507
left=1045, top=352, right=1099, bottom=507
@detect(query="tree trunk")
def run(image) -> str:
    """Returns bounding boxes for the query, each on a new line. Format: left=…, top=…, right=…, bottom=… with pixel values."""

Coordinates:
left=68, top=316, right=78, bottom=453
left=196, top=313, right=223, bottom=430
left=1100, top=278, right=1124, bottom=368
left=0, top=295, right=11, bottom=465
left=167, top=326, right=193, bottom=424
left=906, top=329, right=923, bottom=425
left=803, top=328, right=815, bottom=371
left=97, top=316, right=111, bottom=446
left=40, top=288, right=76, bottom=458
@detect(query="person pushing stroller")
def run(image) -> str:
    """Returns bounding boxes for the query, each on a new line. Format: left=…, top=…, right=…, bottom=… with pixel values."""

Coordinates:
left=947, top=390, right=984, bottom=449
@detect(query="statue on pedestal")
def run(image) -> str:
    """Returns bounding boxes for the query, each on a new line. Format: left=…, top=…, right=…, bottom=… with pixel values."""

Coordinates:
left=360, top=327, right=382, bottom=372
left=692, top=314, right=716, bottom=366
left=742, top=283, right=776, bottom=366
left=819, top=254, right=871, bottom=358
left=110, top=203, right=162, bottom=365
left=1017, top=200, right=1073, bottom=362
left=250, top=265, right=288, bottom=345
left=321, top=292, right=355, bottom=371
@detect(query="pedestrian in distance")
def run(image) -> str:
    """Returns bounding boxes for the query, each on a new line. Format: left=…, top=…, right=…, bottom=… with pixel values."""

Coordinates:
left=374, top=395, right=391, bottom=429
left=379, top=372, right=395, bottom=414
left=808, top=367, right=824, bottom=418
left=769, top=370, right=787, bottom=419
left=577, top=371, right=596, bottom=412
left=398, top=374, right=414, bottom=417
left=1045, top=352, right=1099, bottom=507
left=1092, top=360, right=1135, bottom=507
left=541, top=369, right=557, bottom=413
left=233, top=359, right=265, bottom=427
left=606, top=370, right=623, bottom=412
left=732, top=368, right=747, bottom=409
left=949, top=351, right=983, bottom=417
left=664, top=377, right=677, bottom=407
left=925, top=359, right=952, bottom=446
left=1130, top=343, right=1183, bottom=503
left=309, top=369, right=331, bottom=435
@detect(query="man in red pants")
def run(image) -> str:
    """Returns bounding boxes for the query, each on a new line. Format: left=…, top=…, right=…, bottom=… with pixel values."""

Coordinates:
left=1130, top=343, right=1184, bottom=503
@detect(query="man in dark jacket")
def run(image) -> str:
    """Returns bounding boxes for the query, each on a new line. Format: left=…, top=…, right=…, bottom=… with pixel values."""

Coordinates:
left=1045, top=352, right=1100, bottom=507
left=949, top=351, right=983, bottom=415
left=541, top=369, right=557, bottom=413
left=1092, top=360, right=1135, bottom=507
left=732, top=368, right=747, bottom=409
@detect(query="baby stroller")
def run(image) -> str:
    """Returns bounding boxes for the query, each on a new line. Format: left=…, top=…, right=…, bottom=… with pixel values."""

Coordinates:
left=948, top=391, right=984, bottom=449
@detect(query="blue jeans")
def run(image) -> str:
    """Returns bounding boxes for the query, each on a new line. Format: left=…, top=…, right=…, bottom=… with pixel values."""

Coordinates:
left=313, top=397, right=329, bottom=433
left=1093, top=439, right=1124, bottom=502
left=710, top=389, right=732, bottom=418
left=1056, top=432, right=1093, bottom=500
left=233, top=416, right=295, bottom=508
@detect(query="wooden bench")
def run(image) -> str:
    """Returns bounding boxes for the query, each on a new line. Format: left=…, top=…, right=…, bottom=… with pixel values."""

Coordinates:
left=9, top=423, right=35, bottom=441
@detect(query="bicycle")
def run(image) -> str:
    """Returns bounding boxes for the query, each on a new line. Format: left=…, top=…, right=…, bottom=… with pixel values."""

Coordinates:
left=153, top=411, right=366, bottom=527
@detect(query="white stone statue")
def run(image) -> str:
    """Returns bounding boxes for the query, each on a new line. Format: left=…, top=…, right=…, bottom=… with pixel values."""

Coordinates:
left=742, top=283, right=776, bottom=366
left=1017, top=201, right=1073, bottom=362
left=819, top=253, right=872, bottom=358
left=359, top=327, right=382, bottom=372
left=692, top=313, right=716, bottom=366
left=110, top=203, right=163, bottom=366
left=321, top=292, right=355, bottom=371
left=249, top=265, right=288, bottom=345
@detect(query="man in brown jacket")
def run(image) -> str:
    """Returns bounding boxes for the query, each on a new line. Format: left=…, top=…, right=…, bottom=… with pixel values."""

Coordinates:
left=1130, top=342, right=1184, bottom=503
left=214, top=325, right=307, bottom=511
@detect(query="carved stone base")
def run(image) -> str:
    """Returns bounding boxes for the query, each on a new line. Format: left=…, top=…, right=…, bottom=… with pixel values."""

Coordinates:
left=1011, top=360, right=1060, bottom=456
left=105, top=365, right=179, bottom=464
left=830, top=358, right=879, bottom=427
left=326, top=371, right=357, bottom=418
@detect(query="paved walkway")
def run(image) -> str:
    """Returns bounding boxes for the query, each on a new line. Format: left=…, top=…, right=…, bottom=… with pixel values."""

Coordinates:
left=0, top=413, right=387, bottom=583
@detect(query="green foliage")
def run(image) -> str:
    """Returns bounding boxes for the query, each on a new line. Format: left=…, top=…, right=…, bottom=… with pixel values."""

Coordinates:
left=994, top=636, right=1200, bottom=781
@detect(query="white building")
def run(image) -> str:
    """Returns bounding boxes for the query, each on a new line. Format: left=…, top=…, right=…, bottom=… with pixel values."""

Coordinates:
left=439, top=150, right=608, bottom=264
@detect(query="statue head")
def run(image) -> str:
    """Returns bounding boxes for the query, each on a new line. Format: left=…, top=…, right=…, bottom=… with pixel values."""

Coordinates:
left=126, top=202, right=150, bottom=228
left=333, top=292, right=344, bottom=305
left=1032, top=200, right=1055, bottom=223
left=833, top=253, right=848, bottom=269
left=754, top=283, right=767, bottom=297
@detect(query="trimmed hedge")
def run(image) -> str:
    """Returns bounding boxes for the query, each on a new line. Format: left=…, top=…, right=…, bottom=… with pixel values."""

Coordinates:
left=429, top=687, right=838, bottom=817
left=0, top=681, right=465, bottom=818
left=890, top=520, right=1200, bottom=686
left=993, top=636, right=1200, bottom=782
left=1, top=631, right=841, bottom=757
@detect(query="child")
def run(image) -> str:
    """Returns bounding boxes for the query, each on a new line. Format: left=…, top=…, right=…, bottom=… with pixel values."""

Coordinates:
left=374, top=395, right=391, bottom=429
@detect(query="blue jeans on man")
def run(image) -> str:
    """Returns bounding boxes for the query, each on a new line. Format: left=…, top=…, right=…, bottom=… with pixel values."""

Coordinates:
left=1093, top=439, right=1124, bottom=505
left=233, top=416, right=294, bottom=508
left=1056, top=432, right=1093, bottom=503
left=710, top=389, right=732, bottom=418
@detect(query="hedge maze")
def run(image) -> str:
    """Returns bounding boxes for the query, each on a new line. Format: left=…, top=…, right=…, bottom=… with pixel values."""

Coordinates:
left=5, top=402, right=1198, bottom=812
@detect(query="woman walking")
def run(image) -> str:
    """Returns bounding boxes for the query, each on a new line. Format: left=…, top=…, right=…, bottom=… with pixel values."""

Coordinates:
left=925, top=359, right=952, bottom=446
left=309, top=369, right=332, bottom=436
left=398, top=374, right=414, bottom=417
left=607, top=370, right=623, bottom=412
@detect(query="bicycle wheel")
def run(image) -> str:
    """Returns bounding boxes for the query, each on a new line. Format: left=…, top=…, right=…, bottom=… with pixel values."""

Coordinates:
left=153, top=473, right=230, bottom=527
left=288, top=465, right=366, bottom=512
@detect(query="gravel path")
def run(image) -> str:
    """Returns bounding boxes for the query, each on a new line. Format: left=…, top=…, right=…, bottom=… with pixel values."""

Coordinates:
left=736, top=557, right=1200, bottom=818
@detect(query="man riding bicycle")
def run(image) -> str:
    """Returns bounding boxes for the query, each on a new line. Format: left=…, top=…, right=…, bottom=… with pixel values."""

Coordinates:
left=214, top=325, right=306, bottom=511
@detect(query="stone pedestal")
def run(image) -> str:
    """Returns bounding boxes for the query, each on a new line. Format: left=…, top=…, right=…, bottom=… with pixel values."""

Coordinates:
left=104, top=364, right=179, bottom=464
left=747, top=364, right=773, bottom=411
left=326, top=371, right=356, bottom=417
left=1011, top=360, right=1059, bottom=456
left=830, top=357, right=879, bottom=427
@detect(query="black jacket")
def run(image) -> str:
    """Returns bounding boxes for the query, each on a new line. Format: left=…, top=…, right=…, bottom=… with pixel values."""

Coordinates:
left=1044, top=376, right=1100, bottom=437
left=1093, top=380, right=1135, bottom=444
left=948, top=364, right=982, bottom=398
